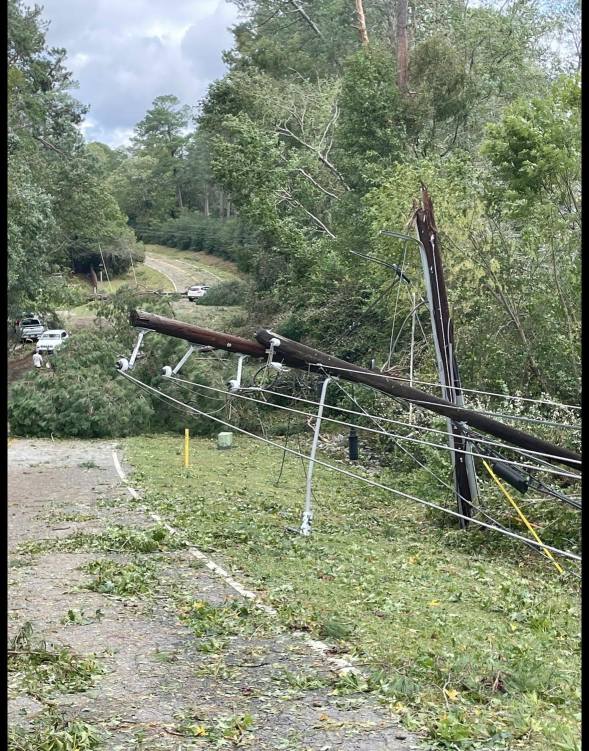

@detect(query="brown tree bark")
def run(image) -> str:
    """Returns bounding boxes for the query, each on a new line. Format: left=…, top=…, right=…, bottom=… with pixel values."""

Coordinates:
left=355, top=0, right=369, bottom=45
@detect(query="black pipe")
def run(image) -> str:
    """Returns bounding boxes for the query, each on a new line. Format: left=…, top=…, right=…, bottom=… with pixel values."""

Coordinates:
left=349, top=426, right=359, bottom=460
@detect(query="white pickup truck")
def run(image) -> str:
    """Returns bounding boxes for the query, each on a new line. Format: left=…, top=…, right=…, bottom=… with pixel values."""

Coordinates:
left=16, top=317, right=45, bottom=342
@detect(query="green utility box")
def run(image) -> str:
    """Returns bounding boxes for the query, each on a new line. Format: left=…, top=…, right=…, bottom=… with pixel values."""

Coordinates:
left=217, top=431, right=233, bottom=450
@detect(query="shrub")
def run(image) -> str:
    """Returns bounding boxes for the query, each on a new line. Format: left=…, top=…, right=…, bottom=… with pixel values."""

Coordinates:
left=196, top=280, right=250, bottom=307
left=8, top=289, right=222, bottom=438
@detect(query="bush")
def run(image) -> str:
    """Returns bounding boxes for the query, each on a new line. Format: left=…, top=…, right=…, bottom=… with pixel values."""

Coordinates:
left=8, top=331, right=155, bottom=438
left=8, top=290, right=223, bottom=438
left=196, top=280, right=250, bottom=307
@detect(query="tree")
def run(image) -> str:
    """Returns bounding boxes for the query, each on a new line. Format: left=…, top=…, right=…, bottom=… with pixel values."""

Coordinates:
left=132, top=95, right=191, bottom=213
left=8, top=0, right=141, bottom=320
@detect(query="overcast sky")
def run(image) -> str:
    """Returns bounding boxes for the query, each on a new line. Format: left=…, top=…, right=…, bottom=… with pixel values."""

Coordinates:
left=40, top=0, right=240, bottom=147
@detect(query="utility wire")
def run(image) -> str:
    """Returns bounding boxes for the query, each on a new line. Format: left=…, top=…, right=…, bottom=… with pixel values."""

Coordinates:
left=329, top=377, right=554, bottom=563
left=208, top=382, right=581, bottom=467
left=166, top=376, right=581, bottom=480
left=119, top=370, right=581, bottom=563
left=298, top=363, right=582, bottom=416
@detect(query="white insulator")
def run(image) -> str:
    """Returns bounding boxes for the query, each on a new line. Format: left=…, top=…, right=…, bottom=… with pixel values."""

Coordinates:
left=269, top=361, right=285, bottom=371
left=161, top=366, right=173, bottom=377
left=116, top=358, right=129, bottom=372
left=227, top=379, right=240, bottom=393
left=270, top=337, right=281, bottom=348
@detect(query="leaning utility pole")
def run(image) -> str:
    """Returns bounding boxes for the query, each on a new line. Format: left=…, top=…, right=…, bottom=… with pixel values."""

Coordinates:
left=129, top=311, right=581, bottom=470
left=414, top=185, right=478, bottom=526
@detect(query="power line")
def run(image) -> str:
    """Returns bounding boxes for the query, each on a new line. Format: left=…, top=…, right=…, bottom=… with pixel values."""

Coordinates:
left=119, top=370, right=581, bottom=563
left=227, top=383, right=581, bottom=466
left=303, top=363, right=581, bottom=430
left=166, top=375, right=581, bottom=480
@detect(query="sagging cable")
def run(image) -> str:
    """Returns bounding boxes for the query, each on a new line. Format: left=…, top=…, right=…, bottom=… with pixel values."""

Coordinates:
left=483, top=460, right=564, bottom=574
left=118, top=370, right=581, bottom=563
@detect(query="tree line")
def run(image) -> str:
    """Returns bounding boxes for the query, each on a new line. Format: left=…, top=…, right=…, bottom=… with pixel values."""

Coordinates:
left=8, top=0, right=580, bottom=404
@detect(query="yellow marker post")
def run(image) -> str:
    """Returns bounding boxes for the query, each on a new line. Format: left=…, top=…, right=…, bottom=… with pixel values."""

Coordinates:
left=183, top=428, right=190, bottom=468
left=482, top=460, right=564, bottom=574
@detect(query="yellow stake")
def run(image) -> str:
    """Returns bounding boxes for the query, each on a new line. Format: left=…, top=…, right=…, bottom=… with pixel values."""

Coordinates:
left=482, top=460, right=564, bottom=574
left=184, top=428, right=190, bottom=468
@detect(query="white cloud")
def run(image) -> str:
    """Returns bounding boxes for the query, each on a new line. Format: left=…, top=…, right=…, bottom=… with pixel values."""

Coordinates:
left=40, top=0, right=240, bottom=146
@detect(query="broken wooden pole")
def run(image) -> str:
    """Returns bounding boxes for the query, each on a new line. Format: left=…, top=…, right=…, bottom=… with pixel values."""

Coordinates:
left=130, top=310, right=268, bottom=358
left=255, top=329, right=581, bottom=471
left=128, top=310, right=581, bottom=469
left=415, top=185, right=477, bottom=526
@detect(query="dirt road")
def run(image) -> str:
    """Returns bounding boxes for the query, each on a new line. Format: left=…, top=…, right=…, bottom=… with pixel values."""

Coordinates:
left=144, top=251, right=225, bottom=293
left=8, top=438, right=420, bottom=750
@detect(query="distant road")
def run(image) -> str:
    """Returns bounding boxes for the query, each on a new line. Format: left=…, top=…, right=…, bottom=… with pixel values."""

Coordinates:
left=144, top=248, right=229, bottom=292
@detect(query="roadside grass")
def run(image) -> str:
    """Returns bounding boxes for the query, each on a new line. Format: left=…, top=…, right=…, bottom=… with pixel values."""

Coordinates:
left=124, top=434, right=581, bottom=751
left=144, top=243, right=242, bottom=280
left=95, top=262, right=176, bottom=294
left=177, top=302, right=247, bottom=333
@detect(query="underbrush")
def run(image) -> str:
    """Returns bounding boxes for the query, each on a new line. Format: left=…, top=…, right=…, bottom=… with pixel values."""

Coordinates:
left=196, top=280, right=250, bottom=306
left=124, top=433, right=581, bottom=751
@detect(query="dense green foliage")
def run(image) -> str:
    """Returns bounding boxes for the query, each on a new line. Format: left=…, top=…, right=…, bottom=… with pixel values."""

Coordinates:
left=8, top=291, right=221, bottom=438
left=183, top=0, right=579, bottom=403
left=7, top=0, right=140, bottom=319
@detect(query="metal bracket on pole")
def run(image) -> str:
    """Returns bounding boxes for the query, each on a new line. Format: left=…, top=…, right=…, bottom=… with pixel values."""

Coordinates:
left=227, top=354, right=248, bottom=392
left=300, top=376, right=331, bottom=536
left=116, top=328, right=151, bottom=372
left=162, top=344, right=214, bottom=377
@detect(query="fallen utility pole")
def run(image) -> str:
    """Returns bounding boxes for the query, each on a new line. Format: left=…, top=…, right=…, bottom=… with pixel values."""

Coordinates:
left=254, top=331, right=580, bottom=471
left=129, top=310, right=581, bottom=470
left=414, top=186, right=477, bottom=527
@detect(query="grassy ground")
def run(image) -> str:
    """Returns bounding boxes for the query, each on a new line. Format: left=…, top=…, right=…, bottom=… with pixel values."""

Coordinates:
left=143, top=244, right=242, bottom=281
left=95, top=263, right=176, bottom=293
left=62, top=266, right=174, bottom=296
left=124, top=434, right=580, bottom=751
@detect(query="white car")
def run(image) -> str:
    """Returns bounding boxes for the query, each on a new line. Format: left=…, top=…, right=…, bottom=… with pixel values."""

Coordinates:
left=36, top=329, right=69, bottom=354
left=187, top=284, right=209, bottom=301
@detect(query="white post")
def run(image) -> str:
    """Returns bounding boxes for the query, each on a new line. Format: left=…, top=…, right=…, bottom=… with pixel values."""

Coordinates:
left=128, top=330, right=147, bottom=369
left=172, top=346, right=196, bottom=375
left=300, top=376, right=331, bottom=536
left=409, top=290, right=416, bottom=424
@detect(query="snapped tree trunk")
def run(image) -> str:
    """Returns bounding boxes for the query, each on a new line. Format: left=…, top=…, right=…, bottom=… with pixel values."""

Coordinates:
left=355, top=0, right=369, bottom=45
left=396, top=0, right=409, bottom=90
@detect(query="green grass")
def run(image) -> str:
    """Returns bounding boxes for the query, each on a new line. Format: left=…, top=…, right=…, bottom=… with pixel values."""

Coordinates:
left=96, top=262, right=175, bottom=293
left=124, top=434, right=581, bottom=751
left=143, top=243, right=241, bottom=281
